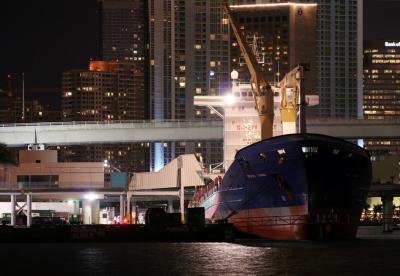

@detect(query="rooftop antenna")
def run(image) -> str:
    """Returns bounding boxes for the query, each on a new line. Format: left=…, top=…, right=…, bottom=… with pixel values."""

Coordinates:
left=27, top=128, right=45, bottom=150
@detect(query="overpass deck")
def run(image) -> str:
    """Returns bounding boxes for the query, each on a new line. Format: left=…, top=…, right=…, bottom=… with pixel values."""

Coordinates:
left=0, top=119, right=399, bottom=146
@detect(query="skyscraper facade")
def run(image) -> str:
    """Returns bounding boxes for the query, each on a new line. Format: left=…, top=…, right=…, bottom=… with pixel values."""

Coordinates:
left=364, top=41, right=400, bottom=120
left=363, top=40, right=400, bottom=156
left=149, top=0, right=229, bottom=170
left=231, top=0, right=363, bottom=118
left=229, top=3, right=317, bottom=99
left=99, top=0, right=147, bottom=62
left=62, top=61, right=144, bottom=121
left=62, top=61, right=148, bottom=173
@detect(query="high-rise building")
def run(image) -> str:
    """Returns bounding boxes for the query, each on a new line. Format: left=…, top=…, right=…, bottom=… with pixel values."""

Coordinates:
left=98, top=0, right=147, bottom=62
left=364, top=41, right=400, bottom=120
left=363, top=40, right=400, bottom=156
left=229, top=3, right=317, bottom=101
left=62, top=61, right=144, bottom=121
left=149, top=0, right=229, bottom=170
left=231, top=0, right=363, bottom=118
left=62, top=61, right=148, bottom=173
left=98, top=0, right=149, bottom=118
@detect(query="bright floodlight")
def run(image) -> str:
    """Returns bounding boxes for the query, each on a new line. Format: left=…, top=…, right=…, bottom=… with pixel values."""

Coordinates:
left=85, top=193, right=97, bottom=201
left=67, top=200, right=74, bottom=205
left=225, top=94, right=236, bottom=105
left=231, top=69, right=239, bottom=80
left=103, top=159, right=109, bottom=167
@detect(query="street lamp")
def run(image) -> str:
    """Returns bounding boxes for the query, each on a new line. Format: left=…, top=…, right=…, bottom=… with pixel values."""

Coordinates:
left=104, top=159, right=121, bottom=172
left=7, top=73, right=25, bottom=121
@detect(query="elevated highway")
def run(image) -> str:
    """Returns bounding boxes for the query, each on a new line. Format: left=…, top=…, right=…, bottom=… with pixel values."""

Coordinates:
left=0, top=120, right=223, bottom=147
left=0, top=118, right=399, bottom=147
left=307, top=118, right=400, bottom=140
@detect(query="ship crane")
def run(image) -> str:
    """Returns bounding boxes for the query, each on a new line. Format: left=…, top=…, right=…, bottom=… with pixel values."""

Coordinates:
left=224, top=4, right=308, bottom=138
left=224, top=4, right=274, bottom=140
left=278, top=65, right=307, bottom=134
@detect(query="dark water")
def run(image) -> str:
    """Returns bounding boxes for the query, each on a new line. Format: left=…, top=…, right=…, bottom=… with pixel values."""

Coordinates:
left=0, top=239, right=397, bottom=275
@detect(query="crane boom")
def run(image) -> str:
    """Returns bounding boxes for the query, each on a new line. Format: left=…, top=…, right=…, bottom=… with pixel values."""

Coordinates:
left=224, top=4, right=274, bottom=140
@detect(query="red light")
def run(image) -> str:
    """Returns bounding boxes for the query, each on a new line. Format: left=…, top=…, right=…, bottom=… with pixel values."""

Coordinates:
left=124, top=218, right=128, bottom=224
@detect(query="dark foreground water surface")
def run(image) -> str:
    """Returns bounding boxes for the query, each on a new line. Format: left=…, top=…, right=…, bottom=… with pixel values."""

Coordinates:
left=0, top=236, right=398, bottom=276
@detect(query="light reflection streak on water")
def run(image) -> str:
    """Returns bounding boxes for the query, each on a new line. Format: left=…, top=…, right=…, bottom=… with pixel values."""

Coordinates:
left=77, top=247, right=109, bottom=273
left=73, top=243, right=278, bottom=275
left=175, top=242, right=277, bottom=275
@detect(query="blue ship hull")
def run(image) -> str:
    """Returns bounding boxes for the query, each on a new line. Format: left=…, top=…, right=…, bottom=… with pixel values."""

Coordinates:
left=197, top=134, right=372, bottom=240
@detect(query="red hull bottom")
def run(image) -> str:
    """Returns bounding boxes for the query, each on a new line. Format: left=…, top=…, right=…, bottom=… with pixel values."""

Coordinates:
left=226, top=207, right=358, bottom=240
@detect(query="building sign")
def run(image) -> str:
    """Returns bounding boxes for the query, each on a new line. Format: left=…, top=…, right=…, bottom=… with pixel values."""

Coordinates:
left=385, top=42, right=400, bottom=47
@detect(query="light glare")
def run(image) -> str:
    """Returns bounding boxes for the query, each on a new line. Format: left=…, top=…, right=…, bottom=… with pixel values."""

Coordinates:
left=225, top=94, right=236, bottom=105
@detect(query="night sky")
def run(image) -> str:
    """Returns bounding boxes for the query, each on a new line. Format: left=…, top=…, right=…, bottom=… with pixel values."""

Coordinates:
left=0, top=0, right=398, bottom=107
left=0, top=0, right=98, bottom=107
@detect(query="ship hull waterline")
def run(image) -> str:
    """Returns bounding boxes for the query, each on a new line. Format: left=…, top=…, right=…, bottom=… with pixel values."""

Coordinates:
left=196, top=133, right=372, bottom=240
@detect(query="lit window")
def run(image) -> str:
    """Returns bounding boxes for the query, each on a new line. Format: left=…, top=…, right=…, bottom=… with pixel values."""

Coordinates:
left=301, top=147, right=318, bottom=153
left=277, top=149, right=286, bottom=155
left=194, top=44, right=202, bottom=50
left=210, top=61, right=216, bottom=67
left=195, top=88, right=202, bottom=94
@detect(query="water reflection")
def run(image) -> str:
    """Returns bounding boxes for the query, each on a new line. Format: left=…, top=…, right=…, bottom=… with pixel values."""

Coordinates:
left=178, top=243, right=275, bottom=275
left=0, top=240, right=398, bottom=275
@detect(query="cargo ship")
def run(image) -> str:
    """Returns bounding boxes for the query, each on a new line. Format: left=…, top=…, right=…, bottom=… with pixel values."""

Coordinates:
left=191, top=133, right=372, bottom=240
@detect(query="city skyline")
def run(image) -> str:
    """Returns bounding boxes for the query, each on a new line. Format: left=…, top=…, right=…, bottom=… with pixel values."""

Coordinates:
left=0, top=0, right=399, bottom=249
left=1, top=0, right=399, bottom=99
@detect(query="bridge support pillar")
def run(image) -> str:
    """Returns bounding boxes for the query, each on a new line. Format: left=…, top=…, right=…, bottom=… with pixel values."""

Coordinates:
left=83, top=199, right=100, bottom=224
left=10, top=194, right=16, bottom=226
left=382, top=195, right=394, bottom=232
left=26, top=193, right=32, bottom=227
left=131, top=199, right=137, bottom=224
left=126, top=193, right=131, bottom=224
left=120, top=194, right=125, bottom=223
